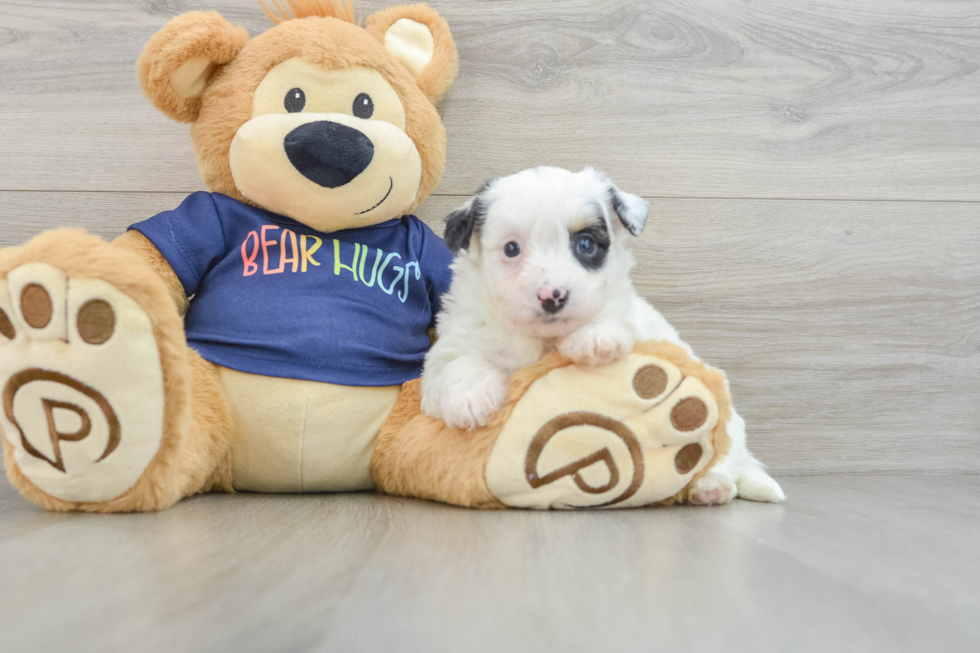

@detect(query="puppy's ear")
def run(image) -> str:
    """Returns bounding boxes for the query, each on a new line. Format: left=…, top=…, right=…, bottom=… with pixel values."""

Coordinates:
left=444, top=197, right=486, bottom=253
left=366, top=5, right=459, bottom=103
left=137, top=11, right=249, bottom=123
left=608, top=183, right=648, bottom=236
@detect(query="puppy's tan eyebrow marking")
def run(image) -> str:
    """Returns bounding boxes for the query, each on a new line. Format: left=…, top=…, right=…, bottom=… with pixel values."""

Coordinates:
left=570, top=202, right=605, bottom=232
left=570, top=216, right=594, bottom=230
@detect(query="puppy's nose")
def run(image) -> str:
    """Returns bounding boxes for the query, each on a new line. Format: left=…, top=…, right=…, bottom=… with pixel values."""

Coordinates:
left=284, top=121, right=374, bottom=188
left=538, top=287, right=569, bottom=314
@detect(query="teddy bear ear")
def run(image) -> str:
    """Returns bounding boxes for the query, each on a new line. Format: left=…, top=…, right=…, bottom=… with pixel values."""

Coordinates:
left=137, top=11, right=249, bottom=123
left=365, top=4, right=459, bottom=103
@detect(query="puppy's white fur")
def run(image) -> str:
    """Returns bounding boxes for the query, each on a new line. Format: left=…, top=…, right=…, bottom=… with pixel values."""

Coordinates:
left=422, top=167, right=784, bottom=504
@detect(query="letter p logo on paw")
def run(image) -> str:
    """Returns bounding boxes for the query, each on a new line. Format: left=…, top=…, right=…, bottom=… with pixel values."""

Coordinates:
left=3, top=369, right=120, bottom=474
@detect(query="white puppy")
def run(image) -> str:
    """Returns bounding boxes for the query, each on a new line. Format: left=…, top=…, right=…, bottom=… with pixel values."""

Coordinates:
left=421, top=167, right=784, bottom=504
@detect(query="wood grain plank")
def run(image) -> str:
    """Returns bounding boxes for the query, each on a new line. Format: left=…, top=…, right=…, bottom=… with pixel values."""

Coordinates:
left=1, top=1, right=979, bottom=199
left=1, top=476, right=978, bottom=652
left=1, top=190, right=976, bottom=475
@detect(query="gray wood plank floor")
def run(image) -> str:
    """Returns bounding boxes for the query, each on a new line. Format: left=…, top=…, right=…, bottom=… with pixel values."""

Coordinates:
left=1, top=475, right=978, bottom=652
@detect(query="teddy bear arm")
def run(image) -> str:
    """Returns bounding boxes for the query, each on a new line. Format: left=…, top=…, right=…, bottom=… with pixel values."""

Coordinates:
left=112, top=230, right=189, bottom=316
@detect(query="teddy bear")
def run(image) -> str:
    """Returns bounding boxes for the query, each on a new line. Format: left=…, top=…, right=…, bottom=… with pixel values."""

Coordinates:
left=0, top=0, right=733, bottom=512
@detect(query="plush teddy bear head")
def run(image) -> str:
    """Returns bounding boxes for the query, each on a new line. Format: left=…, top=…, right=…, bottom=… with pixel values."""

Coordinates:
left=137, top=1, right=457, bottom=232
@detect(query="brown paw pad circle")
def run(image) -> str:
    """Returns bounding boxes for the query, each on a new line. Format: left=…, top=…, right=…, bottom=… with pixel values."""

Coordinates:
left=632, top=364, right=668, bottom=399
left=77, top=300, right=115, bottom=345
left=0, top=308, right=15, bottom=340
left=671, top=397, right=708, bottom=431
left=20, top=284, right=53, bottom=329
left=674, top=443, right=703, bottom=474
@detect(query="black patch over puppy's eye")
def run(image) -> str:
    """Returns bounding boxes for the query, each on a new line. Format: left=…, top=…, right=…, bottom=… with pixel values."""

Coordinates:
left=571, top=223, right=610, bottom=270
left=504, top=241, right=521, bottom=257
left=284, top=88, right=306, bottom=113
left=353, top=93, right=374, bottom=119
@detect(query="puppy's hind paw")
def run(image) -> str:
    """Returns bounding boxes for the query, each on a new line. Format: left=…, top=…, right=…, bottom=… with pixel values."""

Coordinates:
left=559, top=322, right=633, bottom=367
left=688, top=471, right=737, bottom=506
left=439, top=369, right=509, bottom=430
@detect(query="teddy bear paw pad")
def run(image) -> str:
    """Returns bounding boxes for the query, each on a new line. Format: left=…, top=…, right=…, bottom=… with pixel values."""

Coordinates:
left=0, top=264, right=164, bottom=502
left=485, top=352, right=721, bottom=509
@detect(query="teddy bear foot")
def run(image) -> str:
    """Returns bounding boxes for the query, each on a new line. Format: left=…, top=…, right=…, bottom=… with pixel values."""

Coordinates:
left=0, top=232, right=196, bottom=512
left=485, top=344, right=729, bottom=509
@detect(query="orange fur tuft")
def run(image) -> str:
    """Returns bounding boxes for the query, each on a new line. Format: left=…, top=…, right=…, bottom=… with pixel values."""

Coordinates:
left=260, top=0, right=355, bottom=24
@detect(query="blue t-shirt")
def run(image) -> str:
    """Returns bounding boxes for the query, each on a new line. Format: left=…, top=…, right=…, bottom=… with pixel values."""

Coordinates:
left=130, top=192, right=454, bottom=387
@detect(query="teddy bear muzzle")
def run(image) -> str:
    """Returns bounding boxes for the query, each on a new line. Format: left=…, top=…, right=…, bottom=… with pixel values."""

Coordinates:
left=228, top=111, right=422, bottom=233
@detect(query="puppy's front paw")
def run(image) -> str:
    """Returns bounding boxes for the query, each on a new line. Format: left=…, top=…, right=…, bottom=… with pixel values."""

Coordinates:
left=559, top=323, right=633, bottom=366
left=440, top=369, right=509, bottom=430
left=688, top=471, right=737, bottom=506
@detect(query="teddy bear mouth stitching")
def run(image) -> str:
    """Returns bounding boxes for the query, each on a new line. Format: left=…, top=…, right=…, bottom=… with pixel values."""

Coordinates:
left=354, top=177, right=394, bottom=215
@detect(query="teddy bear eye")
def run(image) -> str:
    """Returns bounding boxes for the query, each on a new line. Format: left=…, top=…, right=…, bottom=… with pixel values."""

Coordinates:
left=353, top=92, right=374, bottom=119
left=284, top=87, right=306, bottom=113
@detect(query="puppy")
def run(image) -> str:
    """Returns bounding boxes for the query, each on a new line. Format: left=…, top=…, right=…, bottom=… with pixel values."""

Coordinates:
left=421, top=167, right=784, bottom=504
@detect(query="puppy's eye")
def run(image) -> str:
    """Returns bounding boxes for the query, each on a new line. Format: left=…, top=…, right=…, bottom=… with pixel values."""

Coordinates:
left=575, top=234, right=597, bottom=256
left=284, top=88, right=306, bottom=113
left=504, top=241, right=521, bottom=258
left=353, top=93, right=374, bottom=119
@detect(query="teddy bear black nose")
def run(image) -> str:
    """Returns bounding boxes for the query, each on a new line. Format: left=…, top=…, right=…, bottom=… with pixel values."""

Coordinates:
left=283, top=121, right=374, bottom=188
